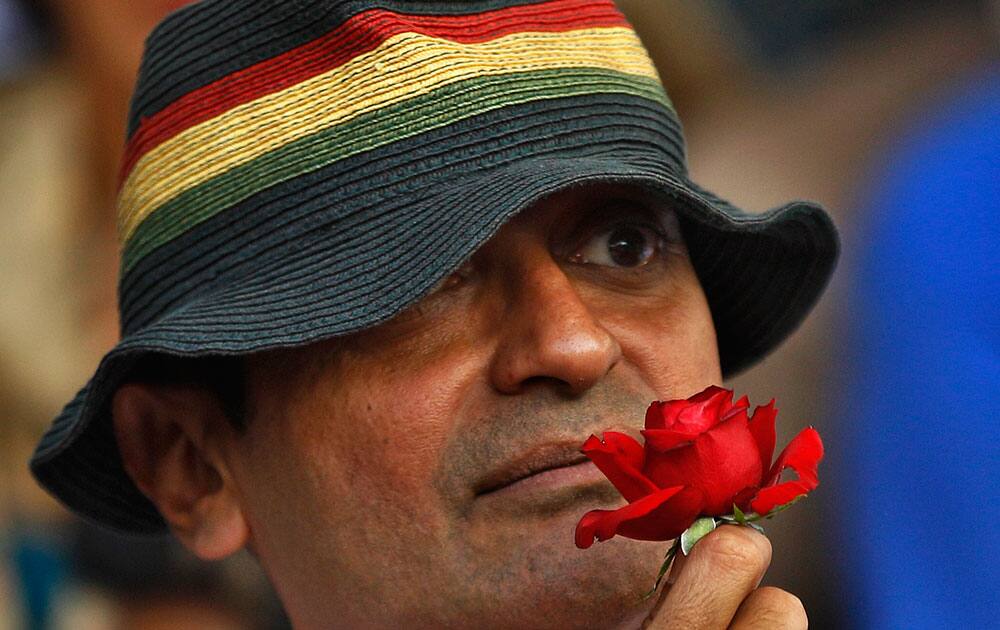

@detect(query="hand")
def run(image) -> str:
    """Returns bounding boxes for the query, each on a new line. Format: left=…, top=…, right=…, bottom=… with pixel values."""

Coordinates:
left=640, top=525, right=807, bottom=629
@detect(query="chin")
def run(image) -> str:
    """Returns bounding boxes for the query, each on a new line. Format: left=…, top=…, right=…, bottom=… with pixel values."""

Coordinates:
left=461, top=533, right=668, bottom=630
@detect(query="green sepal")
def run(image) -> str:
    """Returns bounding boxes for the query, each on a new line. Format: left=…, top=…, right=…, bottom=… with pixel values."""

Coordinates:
left=680, top=517, right=717, bottom=556
left=762, top=494, right=806, bottom=519
left=732, top=503, right=747, bottom=525
left=640, top=540, right=680, bottom=601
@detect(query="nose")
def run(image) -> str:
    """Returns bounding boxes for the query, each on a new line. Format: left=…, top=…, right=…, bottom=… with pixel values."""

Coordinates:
left=488, top=247, right=623, bottom=397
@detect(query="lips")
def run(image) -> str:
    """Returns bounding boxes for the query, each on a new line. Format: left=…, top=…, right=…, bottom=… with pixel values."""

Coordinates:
left=474, top=441, right=593, bottom=496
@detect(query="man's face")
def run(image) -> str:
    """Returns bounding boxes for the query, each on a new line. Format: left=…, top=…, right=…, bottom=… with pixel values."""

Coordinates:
left=225, top=182, right=722, bottom=629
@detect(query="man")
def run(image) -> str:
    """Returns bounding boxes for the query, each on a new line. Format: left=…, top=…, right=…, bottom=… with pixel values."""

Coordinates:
left=28, top=1, right=839, bottom=627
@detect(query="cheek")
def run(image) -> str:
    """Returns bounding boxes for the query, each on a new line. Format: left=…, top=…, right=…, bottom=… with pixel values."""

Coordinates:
left=254, top=339, right=479, bottom=522
left=345, top=338, right=482, bottom=495
left=600, top=281, right=721, bottom=395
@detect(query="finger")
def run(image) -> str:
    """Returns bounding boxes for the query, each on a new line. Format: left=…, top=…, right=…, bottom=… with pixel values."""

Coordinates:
left=728, top=587, right=808, bottom=630
left=644, top=525, right=772, bottom=629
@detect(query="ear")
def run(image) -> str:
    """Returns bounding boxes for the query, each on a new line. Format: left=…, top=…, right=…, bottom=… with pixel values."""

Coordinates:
left=111, top=381, right=249, bottom=560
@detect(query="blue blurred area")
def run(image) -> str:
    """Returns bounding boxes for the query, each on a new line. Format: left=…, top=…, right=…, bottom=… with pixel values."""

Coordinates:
left=9, top=527, right=70, bottom=630
left=836, top=64, right=1000, bottom=629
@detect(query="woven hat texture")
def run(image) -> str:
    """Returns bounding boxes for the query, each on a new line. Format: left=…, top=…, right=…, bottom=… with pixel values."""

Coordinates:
left=30, top=0, right=839, bottom=533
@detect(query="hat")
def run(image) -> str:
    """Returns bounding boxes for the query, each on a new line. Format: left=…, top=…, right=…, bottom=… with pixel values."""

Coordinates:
left=30, top=0, right=839, bottom=533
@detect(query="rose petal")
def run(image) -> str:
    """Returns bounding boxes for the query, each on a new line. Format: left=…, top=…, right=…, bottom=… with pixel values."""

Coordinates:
left=749, top=480, right=813, bottom=515
left=617, top=486, right=704, bottom=542
left=718, top=405, right=749, bottom=428
left=722, top=395, right=750, bottom=421
left=582, top=432, right=643, bottom=470
left=643, top=414, right=763, bottom=515
left=690, top=384, right=729, bottom=403
left=748, top=400, right=777, bottom=479
left=644, top=386, right=733, bottom=433
left=750, top=427, right=823, bottom=514
left=574, top=485, right=691, bottom=549
left=581, top=432, right=659, bottom=502
left=733, top=485, right=758, bottom=512
left=644, top=399, right=689, bottom=430
left=674, top=386, right=732, bottom=431
left=640, top=428, right=703, bottom=451
left=761, top=427, right=823, bottom=488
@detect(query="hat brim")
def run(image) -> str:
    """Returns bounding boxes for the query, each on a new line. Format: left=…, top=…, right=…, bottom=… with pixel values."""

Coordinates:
left=30, top=155, right=839, bottom=533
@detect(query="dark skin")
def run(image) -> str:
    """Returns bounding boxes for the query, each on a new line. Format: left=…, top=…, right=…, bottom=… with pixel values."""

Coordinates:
left=112, top=182, right=807, bottom=629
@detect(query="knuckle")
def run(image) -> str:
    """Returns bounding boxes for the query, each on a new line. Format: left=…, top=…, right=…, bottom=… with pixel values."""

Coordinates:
left=748, top=587, right=808, bottom=629
left=695, top=526, right=772, bottom=576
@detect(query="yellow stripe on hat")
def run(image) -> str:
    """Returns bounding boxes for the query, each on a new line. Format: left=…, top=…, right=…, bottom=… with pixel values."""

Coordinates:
left=117, top=26, right=661, bottom=244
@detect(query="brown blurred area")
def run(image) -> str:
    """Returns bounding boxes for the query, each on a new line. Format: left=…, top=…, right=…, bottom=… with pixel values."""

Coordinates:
left=0, top=0, right=996, bottom=628
left=0, top=2, right=290, bottom=628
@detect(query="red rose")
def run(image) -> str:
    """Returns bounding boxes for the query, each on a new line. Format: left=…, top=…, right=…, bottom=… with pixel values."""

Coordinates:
left=575, top=385, right=823, bottom=549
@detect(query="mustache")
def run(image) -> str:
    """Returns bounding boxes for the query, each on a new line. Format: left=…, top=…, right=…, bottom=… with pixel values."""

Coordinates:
left=432, top=381, right=652, bottom=504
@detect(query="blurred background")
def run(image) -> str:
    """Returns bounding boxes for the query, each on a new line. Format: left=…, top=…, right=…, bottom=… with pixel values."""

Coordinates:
left=0, top=0, right=996, bottom=628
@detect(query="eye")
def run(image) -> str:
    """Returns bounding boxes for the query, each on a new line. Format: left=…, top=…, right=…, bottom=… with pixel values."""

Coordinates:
left=427, top=260, right=473, bottom=295
left=569, top=222, right=666, bottom=268
left=430, top=272, right=462, bottom=294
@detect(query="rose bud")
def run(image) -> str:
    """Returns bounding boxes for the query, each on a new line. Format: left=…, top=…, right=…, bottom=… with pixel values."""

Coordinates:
left=575, top=385, right=823, bottom=549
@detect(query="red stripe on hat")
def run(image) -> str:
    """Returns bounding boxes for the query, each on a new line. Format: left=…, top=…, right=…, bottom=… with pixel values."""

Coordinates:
left=119, top=0, right=628, bottom=187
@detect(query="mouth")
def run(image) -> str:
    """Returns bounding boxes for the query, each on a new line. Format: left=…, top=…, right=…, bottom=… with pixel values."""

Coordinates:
left=474, top=441, right=600, bottom=497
